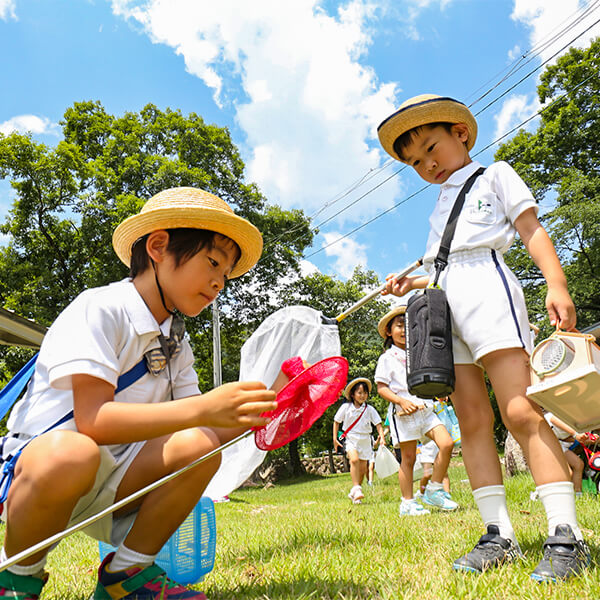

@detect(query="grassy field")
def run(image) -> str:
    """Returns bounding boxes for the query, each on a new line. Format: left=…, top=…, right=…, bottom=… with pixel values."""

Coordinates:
left=4, top=459, right=600, bottom=599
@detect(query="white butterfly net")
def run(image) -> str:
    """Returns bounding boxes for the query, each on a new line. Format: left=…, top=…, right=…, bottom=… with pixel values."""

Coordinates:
left=204, top=305, right=341, bottom=499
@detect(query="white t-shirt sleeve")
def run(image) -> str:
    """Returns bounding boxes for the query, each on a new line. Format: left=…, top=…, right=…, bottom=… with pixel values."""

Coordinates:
left=491, top=161, right=538, bottom=224
left=43, top=291, right=123, bottom=390
left=374, top=353, right=392, bottom=385
left=368, top=405, right=382, bottom=426
left=334, top=403, right=347, bottom=424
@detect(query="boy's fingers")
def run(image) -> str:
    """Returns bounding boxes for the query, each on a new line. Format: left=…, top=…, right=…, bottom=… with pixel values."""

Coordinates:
left=239, top=400, right=278, bottom=415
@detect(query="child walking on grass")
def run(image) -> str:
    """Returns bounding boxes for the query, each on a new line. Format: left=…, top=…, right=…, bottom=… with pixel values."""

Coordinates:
left=0, top=187, right=279, bottom=600
left=333, top=378, right=385, bottom=504
left=374, top=306, right=458, bottom=516
left=377, top=94, right=589, bottom=581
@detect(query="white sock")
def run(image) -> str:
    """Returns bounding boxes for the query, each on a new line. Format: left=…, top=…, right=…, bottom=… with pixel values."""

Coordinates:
left=425, top=481, right=443, bottom=492
left=1, top=546, right=46, bottom=576
left=537, top=481, right=583, bottom=540
left=472, top=485, right=516, bottom=544
left=109, top=544, right=157, bottom=572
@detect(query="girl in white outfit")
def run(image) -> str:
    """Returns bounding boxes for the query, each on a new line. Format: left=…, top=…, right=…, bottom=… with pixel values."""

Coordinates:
left=333, top=378, right=384, bottom=504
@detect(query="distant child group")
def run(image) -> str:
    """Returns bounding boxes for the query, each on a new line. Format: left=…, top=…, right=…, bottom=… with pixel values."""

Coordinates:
left=333, top=306, right=458, bottom=515
left=0, top=91, right=588, bottom=600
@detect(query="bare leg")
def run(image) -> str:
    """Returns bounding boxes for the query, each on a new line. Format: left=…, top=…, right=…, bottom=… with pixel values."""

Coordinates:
left=114, top=427, right=221, bottom=555
left=426, top=425, right=454, bottom=484
left=397, top=441, right=417, bottom=500
left=346, top=450, right=365, bottom=488
left=4, top=431, right=101, bottom=564
left=564, top=450, right=584, bottom=493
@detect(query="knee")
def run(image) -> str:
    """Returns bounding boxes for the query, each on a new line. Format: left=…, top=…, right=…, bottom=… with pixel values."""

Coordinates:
left=503, top=403, right=539, bottom=437
left=401, top=448, right=416, bottom=465
left=168, top=428, right=222, bottom=476
left=20, top=431, right=101, bottom=497
left=459, top=406, right=494, bottom=438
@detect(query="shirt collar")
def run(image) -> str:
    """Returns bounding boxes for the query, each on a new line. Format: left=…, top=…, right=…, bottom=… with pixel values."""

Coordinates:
left=441, top=160, right=483, bottom=188
left=388, top=344, right=406, bottom=360
left=112, top=278, right=171, bottom=337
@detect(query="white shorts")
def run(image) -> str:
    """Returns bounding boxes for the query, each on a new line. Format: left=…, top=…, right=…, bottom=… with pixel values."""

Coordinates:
left=438, top=248, right=533, bottom=365
left=345, top=435, right=373, bottom=461
left=389, top=408, right=441, bottom=444
left=68, top=441, right=145, bottom=546
left=419, top=439, right=440, bottom=464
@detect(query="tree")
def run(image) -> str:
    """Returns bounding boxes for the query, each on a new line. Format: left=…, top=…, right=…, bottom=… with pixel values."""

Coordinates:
left=496, top=37, right=600, bottom=339
left=0, top=101, right=313, bottom=385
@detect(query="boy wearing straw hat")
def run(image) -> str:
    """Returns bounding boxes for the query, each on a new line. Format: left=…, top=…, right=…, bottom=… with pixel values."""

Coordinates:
left=377, top=94, right=589, bottom=581
left=0, top=187, right=277, bottom=599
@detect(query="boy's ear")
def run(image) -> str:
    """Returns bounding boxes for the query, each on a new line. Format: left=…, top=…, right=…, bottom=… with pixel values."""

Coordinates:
left=451, top=123, right=470, bottom=144
left=146, top=230, right=170, bottom=263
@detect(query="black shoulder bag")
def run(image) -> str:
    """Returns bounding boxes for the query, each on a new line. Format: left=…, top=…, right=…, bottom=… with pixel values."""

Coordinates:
left=405, top=167, right=485, bottom=399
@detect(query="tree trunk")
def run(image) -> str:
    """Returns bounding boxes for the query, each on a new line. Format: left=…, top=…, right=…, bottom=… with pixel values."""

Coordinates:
left=288, top=439, right=305, bottom=476
left=327, top=449, right=336, bottom=474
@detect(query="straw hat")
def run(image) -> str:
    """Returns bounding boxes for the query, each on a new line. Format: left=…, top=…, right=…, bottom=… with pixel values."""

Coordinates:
left=377, top=305, right=407, bottom=339
left=112, top=187, right=263, bottom=278
left=377, top=94, right=478, bottom=161
left=344, top=377, right=372, bottom=400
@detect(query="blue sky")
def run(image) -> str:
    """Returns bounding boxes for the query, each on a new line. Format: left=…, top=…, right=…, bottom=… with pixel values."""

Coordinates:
left=1, top=0, right=599, bottom=284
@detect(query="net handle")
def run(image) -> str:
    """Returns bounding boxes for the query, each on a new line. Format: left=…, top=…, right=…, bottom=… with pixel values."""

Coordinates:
left=335, top=258, right=423, bottom=322
left=0, top=430, right=253, bottom=572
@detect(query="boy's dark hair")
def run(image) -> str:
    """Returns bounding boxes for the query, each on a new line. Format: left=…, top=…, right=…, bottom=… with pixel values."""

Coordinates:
left=348, top=381, right=369, bottom=401
left=383, top=314, right=405, bottom=350
left=129, top=228, right=241, bottom=278
left=392, top=122, right=454, bottom=162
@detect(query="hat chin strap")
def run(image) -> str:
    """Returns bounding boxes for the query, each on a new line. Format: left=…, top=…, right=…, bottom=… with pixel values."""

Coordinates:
left=152, top=259, right=176, bottom=316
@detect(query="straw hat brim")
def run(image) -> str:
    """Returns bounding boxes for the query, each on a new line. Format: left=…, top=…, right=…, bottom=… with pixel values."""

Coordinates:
left=344, top=377, right=372, bottom=401
left=377, top=306, right=406, bottom=338
left=113, top=204, right=263, bottom=279
left=378, top=95, right=477, bottom=161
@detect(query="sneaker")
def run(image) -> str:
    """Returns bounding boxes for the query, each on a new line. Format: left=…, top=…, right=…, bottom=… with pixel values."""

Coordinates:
left=347, top=485, right=364, bottom=504
left=93, top=552, right=207, bottom=599
left=423, top=487, right=459, bottom=511
left=366, top=480, right=373, bottom=487
left=414, top=490, right=423, bottom=499
left=399, top=499, right=430, bottom=516
left=0, top=570, right=47, bottom=600
left=530, top=524, right=591, bottom=583
left=453, top=525, right=522, bottom=573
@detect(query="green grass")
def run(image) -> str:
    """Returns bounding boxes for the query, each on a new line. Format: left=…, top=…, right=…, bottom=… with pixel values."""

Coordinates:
left=3, top=460, right=600, bottom=599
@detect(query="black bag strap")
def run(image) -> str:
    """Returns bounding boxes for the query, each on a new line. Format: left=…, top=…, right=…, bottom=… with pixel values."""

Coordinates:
left=433, top=167, right=485, bottom=286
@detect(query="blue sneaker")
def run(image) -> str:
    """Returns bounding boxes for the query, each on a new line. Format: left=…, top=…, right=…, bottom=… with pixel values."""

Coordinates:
left=423, top=487, right=458, bottom=511
left=93, top=552, right=206, bottom=599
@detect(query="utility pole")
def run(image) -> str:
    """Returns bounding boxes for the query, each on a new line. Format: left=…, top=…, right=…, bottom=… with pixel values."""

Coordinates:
left=212, top=299, right=222, bottom=388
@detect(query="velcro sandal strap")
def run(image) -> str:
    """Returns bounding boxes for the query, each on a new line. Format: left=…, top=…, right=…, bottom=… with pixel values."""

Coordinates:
left=479, top=532, right=511, bottom=549
left=544, top=535, right=576, bottom=548
left=121, top=563, right=166, bottom=594
left=0, top=569, right=46, bottom=597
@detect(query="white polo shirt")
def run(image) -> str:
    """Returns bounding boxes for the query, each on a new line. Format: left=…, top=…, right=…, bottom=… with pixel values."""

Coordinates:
left=6, top=279, right=200, bottom=459
left=334, top=402, right=381, bottom=437
left=374, top=344, right=429, bottom=409
left=423, top=160, right=538, bottom=271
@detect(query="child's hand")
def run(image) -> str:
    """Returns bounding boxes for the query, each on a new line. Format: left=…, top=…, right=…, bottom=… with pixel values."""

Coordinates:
left=545, top=285, right=576, bottom=331
left=196, top=381, right=277, bottom=429
left=398, top=399, right=419, bottom=415
left=382, top=273, right=413, bottom=297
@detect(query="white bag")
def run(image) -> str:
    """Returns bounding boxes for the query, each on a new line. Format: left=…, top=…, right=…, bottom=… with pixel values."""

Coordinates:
left=374, top=445, right=399, bottom=479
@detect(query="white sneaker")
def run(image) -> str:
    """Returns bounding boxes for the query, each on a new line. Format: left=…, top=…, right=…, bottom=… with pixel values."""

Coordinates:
left=423, top=487, right=459, bottom=511
left=400, top=498, right=430, bottom=516
left=348, top=485, right=364, bottom=504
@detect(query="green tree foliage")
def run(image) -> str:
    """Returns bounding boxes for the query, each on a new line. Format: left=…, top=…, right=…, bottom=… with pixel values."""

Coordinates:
left=0, top=101, right=313, bottom=384
left=496, top=38, right=600, bottom=338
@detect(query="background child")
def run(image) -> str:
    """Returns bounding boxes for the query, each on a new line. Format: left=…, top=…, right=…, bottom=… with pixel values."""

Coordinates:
left=378, top=94, right=589, bottom=581
left=374, top=306, right=458, bottom=516
left=0, top=187, right=279, bottom=600
left=333, top=378, right=385, bottom=504
left=416, top=439, right=452, bottom=499
left=544, top=412, right=591, bottom=497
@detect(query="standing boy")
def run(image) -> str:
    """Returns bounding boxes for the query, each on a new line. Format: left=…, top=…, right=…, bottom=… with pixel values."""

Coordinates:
left=377, top=94, right=589, bottom=581
left=0, top=187, right=277, bottom=599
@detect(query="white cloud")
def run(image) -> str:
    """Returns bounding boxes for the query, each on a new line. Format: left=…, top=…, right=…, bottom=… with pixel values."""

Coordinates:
left=299, top=259, right=320, bottom=277
left=0, top=115, right=56, bottom=136
left=511, top=0, right=600, bottom=64
left=111, top=0, right=403, bottom=224
left=322, top=231, right=367, bottom=278
left=493, top=93, right=540, bottom=141
left=0, top=0, right=16, bottom=20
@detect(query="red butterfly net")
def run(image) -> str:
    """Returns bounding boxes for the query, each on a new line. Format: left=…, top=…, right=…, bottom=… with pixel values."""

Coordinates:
left=252, top=356, right=349, bottom=450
